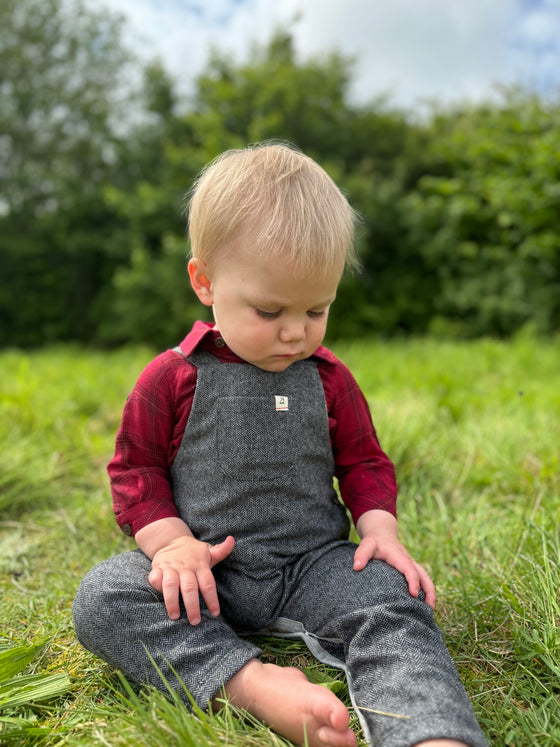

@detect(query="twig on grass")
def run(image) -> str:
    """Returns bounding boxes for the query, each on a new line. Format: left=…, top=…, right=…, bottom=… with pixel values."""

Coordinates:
left=353, top=705, right=411, bottom=720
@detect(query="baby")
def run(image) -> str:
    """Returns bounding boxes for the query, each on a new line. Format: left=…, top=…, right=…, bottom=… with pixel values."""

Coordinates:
left=73, top=143, right=488, bottom=747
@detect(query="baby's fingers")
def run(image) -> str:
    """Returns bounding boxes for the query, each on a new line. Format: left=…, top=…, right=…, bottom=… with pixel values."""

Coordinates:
left=353, top=536, right=378, bottom=571
left=160, top=567, right=183, bottom=621
left=402, top=562, right=436, bottom=609
left=148, top=566, right=163, bottom=593
left=415, top=562, right=437, bottom=609
left=179, top=570, right=203, bottom=625
left=209, top=535, right=235, bottom=567
left=396, top=559, right=421, bottom=601
left=196, top=567, right=221, bottom=619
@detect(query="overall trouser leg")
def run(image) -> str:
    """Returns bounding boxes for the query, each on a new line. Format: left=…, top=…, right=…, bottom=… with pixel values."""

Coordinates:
left=72, top=550, right=261, bottom=710
left=278, top=542, right=488, bottom=747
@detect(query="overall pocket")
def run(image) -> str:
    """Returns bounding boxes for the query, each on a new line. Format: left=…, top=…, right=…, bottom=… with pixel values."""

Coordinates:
left=217, top=396, right=297, bottom=481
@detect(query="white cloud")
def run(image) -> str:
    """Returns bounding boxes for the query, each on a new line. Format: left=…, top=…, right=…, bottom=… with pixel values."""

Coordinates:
left=92, top=0, right=560, bottom=108
left=284, top=0, right=517, bottom=104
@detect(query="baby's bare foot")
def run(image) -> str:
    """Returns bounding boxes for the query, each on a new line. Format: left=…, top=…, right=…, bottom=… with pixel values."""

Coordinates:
left=221, top=660, right=357, bottom=747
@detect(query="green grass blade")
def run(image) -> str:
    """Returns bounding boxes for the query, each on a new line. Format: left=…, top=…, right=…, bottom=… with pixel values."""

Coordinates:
left=0, top=671, right=71, bottom=709
left=0, top=641, right=47, bottom=681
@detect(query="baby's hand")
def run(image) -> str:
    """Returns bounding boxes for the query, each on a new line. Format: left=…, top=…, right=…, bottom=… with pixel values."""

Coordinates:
left=149, top=535, right=235, bottom=624
left=354, top=533, right=436, bottom=608
left=354, top=510, right=436, bottom=609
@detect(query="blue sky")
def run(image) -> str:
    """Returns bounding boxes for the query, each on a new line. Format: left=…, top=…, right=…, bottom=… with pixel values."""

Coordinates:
left=95, top=0, right=560, bottom=108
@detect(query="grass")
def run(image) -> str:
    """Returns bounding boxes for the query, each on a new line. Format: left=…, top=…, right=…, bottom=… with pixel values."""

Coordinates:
left=0, top=333, right=558, bottom=745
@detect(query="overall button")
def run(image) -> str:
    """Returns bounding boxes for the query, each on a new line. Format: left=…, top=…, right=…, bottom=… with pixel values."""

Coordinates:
left=215, top=337, right=226, bottom=348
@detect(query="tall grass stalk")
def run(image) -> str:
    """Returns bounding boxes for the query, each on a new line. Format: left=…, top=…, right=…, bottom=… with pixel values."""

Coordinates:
left=0, top=335, right=558, bottom=745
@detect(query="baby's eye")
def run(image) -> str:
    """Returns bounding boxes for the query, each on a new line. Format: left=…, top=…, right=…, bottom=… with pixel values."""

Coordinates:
left=254, top=308, right=281, bottom=319
left=307, top=310, right=326, bottom=319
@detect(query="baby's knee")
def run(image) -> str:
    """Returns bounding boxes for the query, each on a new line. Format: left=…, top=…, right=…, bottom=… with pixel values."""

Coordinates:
left=350, top=561, right=435, bottom=631
left=357, top=558, right=411, bottom=601
left=72, top=552, right=151, bottom=640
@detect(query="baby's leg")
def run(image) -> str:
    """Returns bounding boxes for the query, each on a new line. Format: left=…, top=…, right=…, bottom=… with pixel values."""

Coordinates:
left=72, top=550, right=260, bottom=709
left=74, top=550, right=356, bottom=745
left=221, top=659, right=357, bottom=747
left=281, top=542, right=488, bottom=747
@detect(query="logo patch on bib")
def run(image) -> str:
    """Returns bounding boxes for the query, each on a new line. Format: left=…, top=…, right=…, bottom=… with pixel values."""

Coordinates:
left=275, top=395, right=289, bottom=411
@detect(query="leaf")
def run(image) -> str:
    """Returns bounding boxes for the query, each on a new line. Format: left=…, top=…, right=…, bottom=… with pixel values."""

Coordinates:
left=302, top=667, right=346, bottom=694
left=0, top=642, right=47, bottom=682
left=0, top=672, right=71, bottom=710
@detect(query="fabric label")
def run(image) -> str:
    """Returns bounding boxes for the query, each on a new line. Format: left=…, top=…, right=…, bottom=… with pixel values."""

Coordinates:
left=275, top=395, right=289, bottom=411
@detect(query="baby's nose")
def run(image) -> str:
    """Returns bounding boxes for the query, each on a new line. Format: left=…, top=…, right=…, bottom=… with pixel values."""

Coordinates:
left=279, top=320, right=305, bottom=342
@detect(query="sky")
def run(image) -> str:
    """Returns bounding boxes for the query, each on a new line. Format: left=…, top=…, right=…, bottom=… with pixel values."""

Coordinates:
left=94, top=0, right=560, bottom=109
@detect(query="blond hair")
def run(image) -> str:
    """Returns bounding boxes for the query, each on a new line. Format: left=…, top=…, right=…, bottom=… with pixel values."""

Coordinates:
left=187, top=142, right=359, bottom=276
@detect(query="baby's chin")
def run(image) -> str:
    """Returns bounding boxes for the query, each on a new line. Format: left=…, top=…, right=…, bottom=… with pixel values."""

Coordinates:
left=252, top=355, right=304, bottom=372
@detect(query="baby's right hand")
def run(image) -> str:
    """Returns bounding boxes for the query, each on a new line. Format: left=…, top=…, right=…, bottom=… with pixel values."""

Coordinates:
left=149, top=535, right=235, bottom=625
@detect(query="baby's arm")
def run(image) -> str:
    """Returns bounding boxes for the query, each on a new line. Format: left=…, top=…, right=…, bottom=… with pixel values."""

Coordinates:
left=353, top=510, right=437, bottom=609
left=135, top=517, right=235, bottom=625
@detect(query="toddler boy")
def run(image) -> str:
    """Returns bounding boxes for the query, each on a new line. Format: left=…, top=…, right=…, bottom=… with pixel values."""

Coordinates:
left=73, top=143, right=488, bottom=747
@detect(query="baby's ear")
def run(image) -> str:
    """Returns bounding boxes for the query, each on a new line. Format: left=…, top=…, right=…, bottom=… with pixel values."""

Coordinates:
left=188, top=258, right=214, bottom=306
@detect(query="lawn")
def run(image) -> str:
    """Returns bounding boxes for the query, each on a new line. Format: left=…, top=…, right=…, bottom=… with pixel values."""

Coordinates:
left=1, top=334, right=558, bottom=745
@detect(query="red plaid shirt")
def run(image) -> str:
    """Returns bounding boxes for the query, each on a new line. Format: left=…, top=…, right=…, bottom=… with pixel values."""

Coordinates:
left=109, top=321, right=397, bottom=537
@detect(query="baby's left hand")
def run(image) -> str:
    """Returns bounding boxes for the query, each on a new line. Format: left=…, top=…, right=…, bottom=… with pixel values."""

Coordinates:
left=354, top=510, right=437, bottom=609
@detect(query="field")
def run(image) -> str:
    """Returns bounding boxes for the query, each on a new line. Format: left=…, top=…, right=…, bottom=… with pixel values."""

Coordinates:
left=1, top=335, right=559, bottom=746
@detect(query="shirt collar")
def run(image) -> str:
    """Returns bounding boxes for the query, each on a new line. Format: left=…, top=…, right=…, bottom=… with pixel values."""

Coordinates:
left=176, top=320, right=336, bottom=365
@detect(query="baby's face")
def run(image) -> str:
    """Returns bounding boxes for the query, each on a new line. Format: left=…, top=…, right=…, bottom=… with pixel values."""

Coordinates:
left=204, top=242, right=342, bottom=371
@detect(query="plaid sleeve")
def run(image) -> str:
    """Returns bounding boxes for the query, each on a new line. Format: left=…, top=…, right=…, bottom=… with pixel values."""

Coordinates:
left=108, top=352, right=196, bottom=536
left=319, top=358, right=398, bottom=523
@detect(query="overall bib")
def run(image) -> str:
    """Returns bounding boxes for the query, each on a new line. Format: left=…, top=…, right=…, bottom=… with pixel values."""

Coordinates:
left=169, top=351, right=350, bottom=630
left=73, top=351, right=488, bottom=747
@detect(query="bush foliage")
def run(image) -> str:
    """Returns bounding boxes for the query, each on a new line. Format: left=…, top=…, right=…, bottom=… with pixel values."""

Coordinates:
left=1, top=0, right=559, bottom=347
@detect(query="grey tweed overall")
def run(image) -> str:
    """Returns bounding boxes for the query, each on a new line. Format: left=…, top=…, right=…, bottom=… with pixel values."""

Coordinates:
left=73, top=351, right=488, bottom=747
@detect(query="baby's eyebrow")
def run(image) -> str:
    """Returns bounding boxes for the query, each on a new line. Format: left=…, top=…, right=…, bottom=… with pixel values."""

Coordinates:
left=248, top=291, right=337, bottom=309
left=310, top=294, right=337, bottom=309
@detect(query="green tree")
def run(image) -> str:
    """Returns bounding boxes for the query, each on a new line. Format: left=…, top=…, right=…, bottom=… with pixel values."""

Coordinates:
left=0, top=0, right=135, bottom=344
left=91, top=60, right=206, bottom=347
left=404, top=91, right=560, bottom=336
left=0, top=0, right=134, bottom=215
